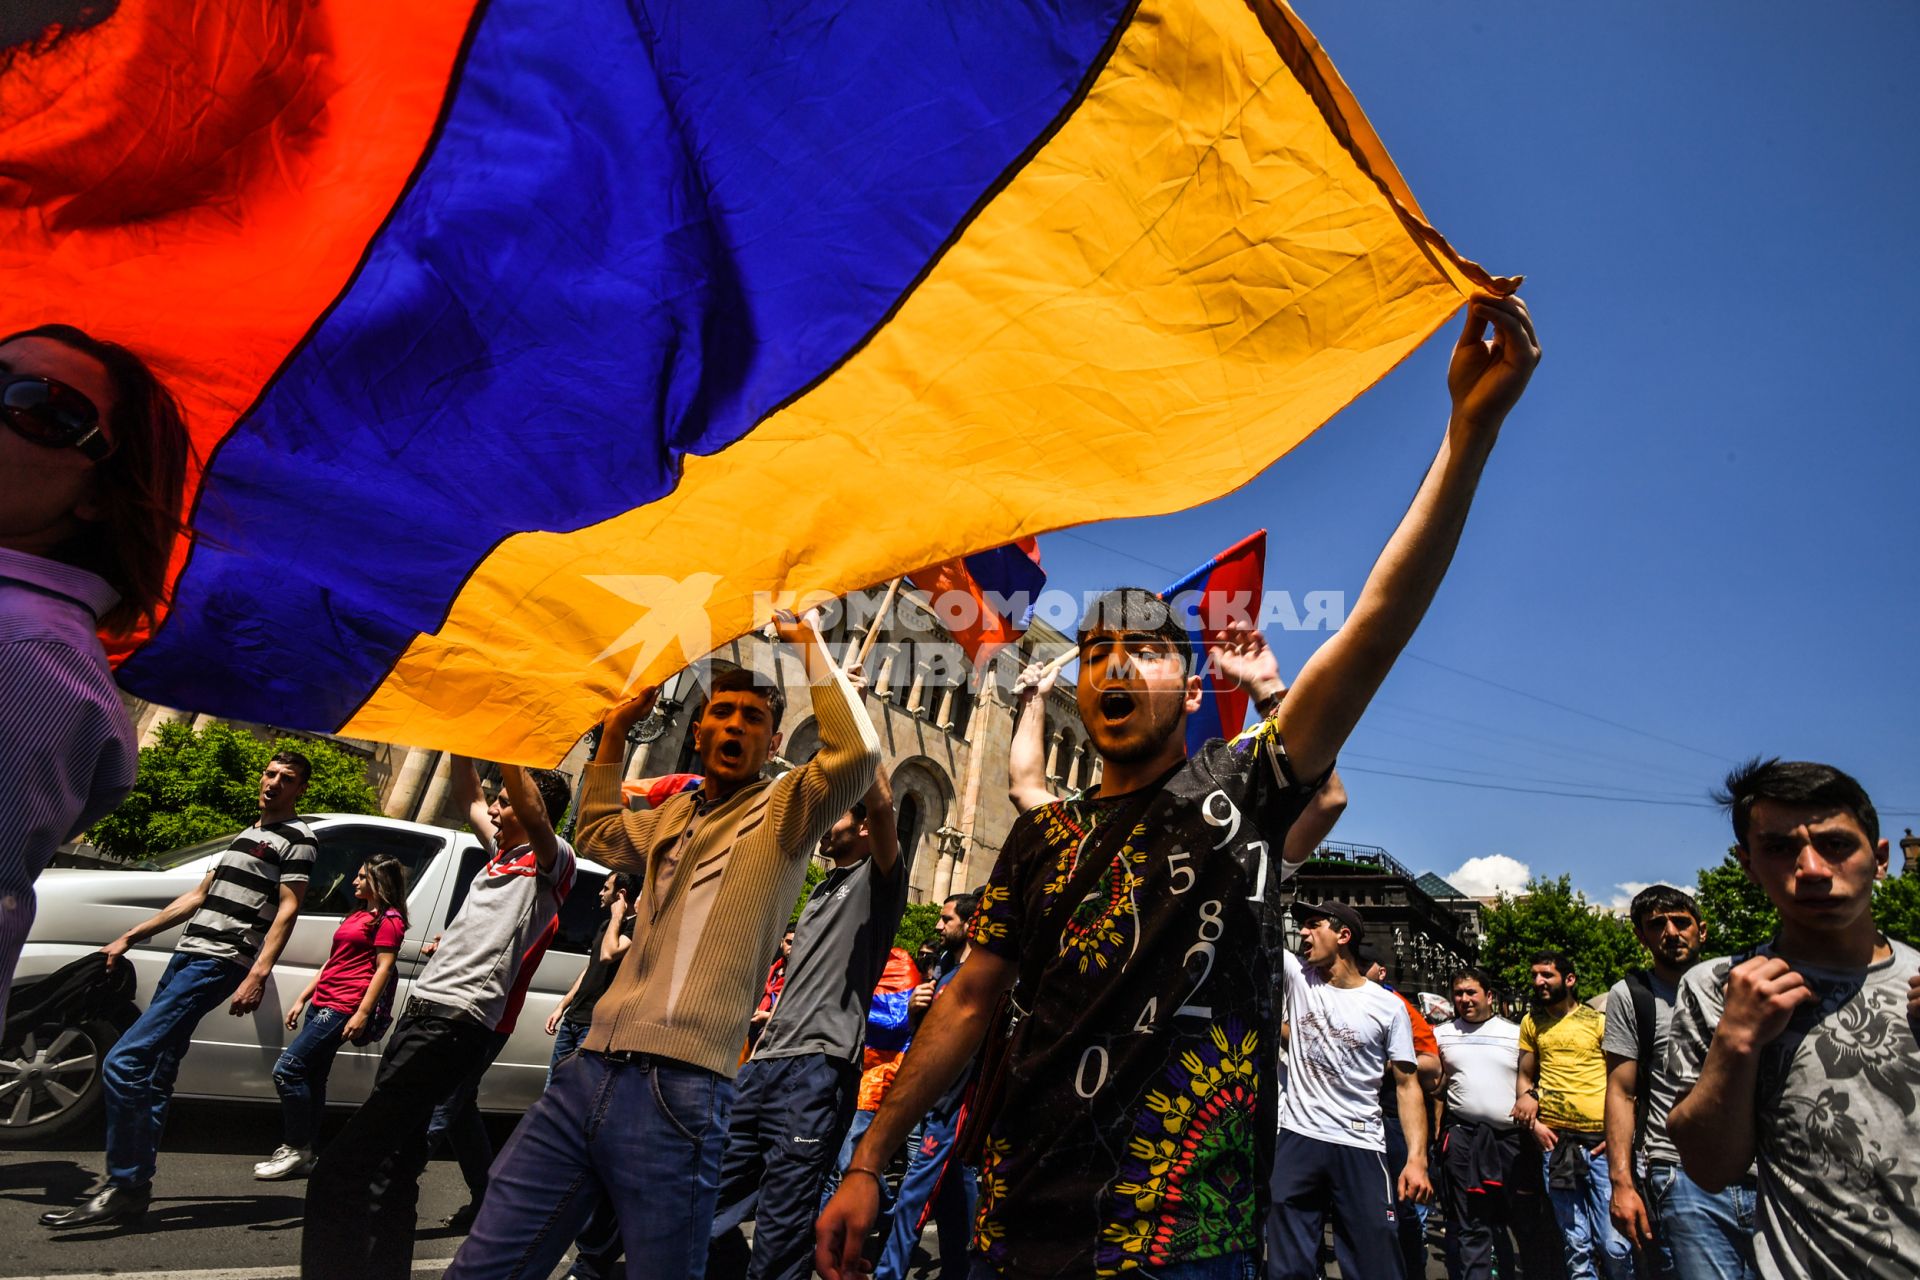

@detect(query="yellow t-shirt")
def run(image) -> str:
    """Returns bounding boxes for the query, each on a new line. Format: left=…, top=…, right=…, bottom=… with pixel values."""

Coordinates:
left=1519, top=1004, right=1608, bottom=1133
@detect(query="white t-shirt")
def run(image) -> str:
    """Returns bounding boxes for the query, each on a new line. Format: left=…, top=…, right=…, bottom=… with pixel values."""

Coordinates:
left=1276, top=950, right=1415, bottom=1152
left=1433, top=1015, right=1521, bottom=1128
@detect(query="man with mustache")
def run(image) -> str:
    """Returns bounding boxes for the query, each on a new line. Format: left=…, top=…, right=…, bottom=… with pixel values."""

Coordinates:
left=1514, top=950, right=1631, bottom=1280
left=816, top=292, right=1539, bottom=1280
left=1603, top=885, right=1757, bottom=1279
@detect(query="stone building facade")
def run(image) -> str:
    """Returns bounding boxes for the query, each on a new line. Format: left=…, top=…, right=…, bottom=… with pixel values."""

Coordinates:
left=122, top=583, right=1095, bottom=905
left=1288, top=842, right=1481, bottom=997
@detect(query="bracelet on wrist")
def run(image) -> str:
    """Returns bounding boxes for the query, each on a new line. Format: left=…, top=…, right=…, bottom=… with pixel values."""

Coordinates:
left=843, top=1166, right=887, bottom=1193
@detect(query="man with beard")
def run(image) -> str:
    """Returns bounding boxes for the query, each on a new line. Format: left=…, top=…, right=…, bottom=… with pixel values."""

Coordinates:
left=1514, top=951, right=1631, bottom=1280
left=447, top=610, right=880, bottom=1280
left=817, top=292, right=1539, bottom=1280
left=1668, top=759, right=1920, bottom=1280
left=1604, top=885, right=1757, bottom=1279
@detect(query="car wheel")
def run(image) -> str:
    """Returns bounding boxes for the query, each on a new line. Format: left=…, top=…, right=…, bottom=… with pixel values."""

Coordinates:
left=0, top=1017, right=119, bottom=1146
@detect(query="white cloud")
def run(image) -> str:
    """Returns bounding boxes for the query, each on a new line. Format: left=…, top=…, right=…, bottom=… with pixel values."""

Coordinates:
left=1606, top=880, right=1688, bottom=915
left=1448, top=854, right=1533, bottom=898
left=1607, top=882, right=1651, bottom=912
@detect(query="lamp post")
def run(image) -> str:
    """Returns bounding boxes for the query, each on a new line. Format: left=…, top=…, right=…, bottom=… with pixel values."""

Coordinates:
left=1901, top=828, right=1919, bottom=879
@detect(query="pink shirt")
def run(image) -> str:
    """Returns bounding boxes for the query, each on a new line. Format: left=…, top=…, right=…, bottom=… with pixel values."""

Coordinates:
left=311, top=908, right=406, bottom=1013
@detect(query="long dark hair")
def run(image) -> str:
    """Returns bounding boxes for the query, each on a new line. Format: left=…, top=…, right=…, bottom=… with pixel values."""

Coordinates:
left=358, top=853, right=410, bottom=935
left=2, top=323, right=192, bottom=636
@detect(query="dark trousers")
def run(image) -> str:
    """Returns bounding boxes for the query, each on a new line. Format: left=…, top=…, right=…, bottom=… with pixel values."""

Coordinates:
left=427, top=1027, right=511, bottom=1199
left=1266, top=1128, right=1405, bottom=1280
left=301, top=1012, right=491, bottom=1280
left=1383, top=1108, right=1431, bottom=1280
left=709, top=1053, right=857, bottom=1280
left=445, top=1050, right=734, bottom=1280
left=1439, top=1121, right=1524, bottom=1280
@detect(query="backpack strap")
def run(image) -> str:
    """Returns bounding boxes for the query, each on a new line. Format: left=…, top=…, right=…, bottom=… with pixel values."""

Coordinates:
left=1623, top=968, right=1658, bottom=1145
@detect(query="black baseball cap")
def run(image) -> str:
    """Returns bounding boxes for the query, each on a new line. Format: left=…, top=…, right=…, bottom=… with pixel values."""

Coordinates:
left=1292, top=899, right=1367, bottom=953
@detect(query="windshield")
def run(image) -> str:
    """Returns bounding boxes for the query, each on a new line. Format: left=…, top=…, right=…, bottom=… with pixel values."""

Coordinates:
left=135, top=831, right=245, bottom=871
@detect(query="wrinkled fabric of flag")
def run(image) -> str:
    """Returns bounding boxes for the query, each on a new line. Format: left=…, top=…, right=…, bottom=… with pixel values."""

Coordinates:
left=906, top=539, right=1047, bottom=667
left=1164, top=529, right=1267, bottom=754
left=0, top=0, right=1511, bottom=763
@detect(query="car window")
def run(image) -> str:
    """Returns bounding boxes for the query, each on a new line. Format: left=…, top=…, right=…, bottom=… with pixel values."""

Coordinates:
left=136, top=831, right=245, bottom=871
left=444, top=845, right=489, bottom=922
left=552, top=870, right=608, bottom=955
left=442, top=848, right=607, bottom=957
left=304, top=826, right=447, bottom=917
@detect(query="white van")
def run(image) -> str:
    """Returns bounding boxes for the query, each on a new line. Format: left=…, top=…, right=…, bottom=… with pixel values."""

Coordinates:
left=2, top=814, right=618, bottom=1145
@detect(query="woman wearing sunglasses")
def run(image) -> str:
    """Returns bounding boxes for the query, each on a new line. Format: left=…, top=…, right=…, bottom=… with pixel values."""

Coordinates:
left=0, top=323, right=191, bottom=1023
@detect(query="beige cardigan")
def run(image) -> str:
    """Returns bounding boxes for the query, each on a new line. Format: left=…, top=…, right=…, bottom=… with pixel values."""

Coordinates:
left=577, top=665, right=879, bottom=1076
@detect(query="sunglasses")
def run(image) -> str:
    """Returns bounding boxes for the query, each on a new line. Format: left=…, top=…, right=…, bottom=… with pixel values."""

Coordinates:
left=2, top=375, right=111, bottom=461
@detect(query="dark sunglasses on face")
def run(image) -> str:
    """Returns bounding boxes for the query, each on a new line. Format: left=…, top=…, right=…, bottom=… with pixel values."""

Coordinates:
left=2, top=375, right=111, bottom=461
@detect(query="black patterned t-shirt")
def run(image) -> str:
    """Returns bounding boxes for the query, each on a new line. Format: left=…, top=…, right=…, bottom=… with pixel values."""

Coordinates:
left=967, top=723, right=1322, bottom=1278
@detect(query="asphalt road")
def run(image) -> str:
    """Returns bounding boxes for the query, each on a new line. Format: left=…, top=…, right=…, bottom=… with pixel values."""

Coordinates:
left=0, top=1102, right=1447, bottom=1279
left=0, top=1099, right=493, bottom=1279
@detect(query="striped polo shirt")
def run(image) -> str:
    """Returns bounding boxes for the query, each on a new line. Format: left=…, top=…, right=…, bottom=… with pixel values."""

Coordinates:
left=176, top=820, right=317, bottom=964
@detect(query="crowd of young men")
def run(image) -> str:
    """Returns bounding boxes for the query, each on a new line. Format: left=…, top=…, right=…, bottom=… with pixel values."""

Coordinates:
left=30, top=288, right=1920, bottom=1279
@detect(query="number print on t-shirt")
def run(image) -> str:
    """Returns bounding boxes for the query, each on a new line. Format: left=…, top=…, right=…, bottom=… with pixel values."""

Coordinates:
left=965, top=729, right=1324, bottom=1277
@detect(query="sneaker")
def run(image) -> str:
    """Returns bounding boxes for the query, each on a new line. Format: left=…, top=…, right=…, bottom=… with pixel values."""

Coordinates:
left=253, top=1145, right=313, bottom=1180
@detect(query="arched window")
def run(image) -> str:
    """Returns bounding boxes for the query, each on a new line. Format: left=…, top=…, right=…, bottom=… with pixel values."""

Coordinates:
left=945, top=676, right=973, bottom=739
left=897, top=793, right=922, bottom=881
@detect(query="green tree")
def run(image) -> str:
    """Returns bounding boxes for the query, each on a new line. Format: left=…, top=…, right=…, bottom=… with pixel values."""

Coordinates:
left=1479, top=874, right=1646, bottom=1003
left=1693, top=849, right=1778, bottom=955
left=1870, top=873, right=1920, bottom=947
left=788, top=860, right=827, bottom=927
left=1692, top=849, right=1920, bottom=952
left=88, top=720, right=381, bottom=860
left=894, top=901, right=942, bottom=959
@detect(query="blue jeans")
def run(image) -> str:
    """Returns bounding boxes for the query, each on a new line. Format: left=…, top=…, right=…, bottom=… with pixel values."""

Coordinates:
left=1544, top=1140, right=1633, bottom=1280
left=274, top=1004, right=349, bottom=1149
left=1644, top=1162, right=1759, bottom=1280
left=821, top=1106, right=878, bottom=1211
left=970, top=1253, right=1254, bottom=1279
left=549, top=1018, right=591, bottom=1086
left=446, top=1049, right=734, bottom=1280
left=102, top=952, right=244, bottom=1188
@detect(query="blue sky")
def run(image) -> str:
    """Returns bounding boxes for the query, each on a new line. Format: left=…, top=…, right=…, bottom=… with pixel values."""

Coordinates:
left=1032, top=1, right=1920, bottom=905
